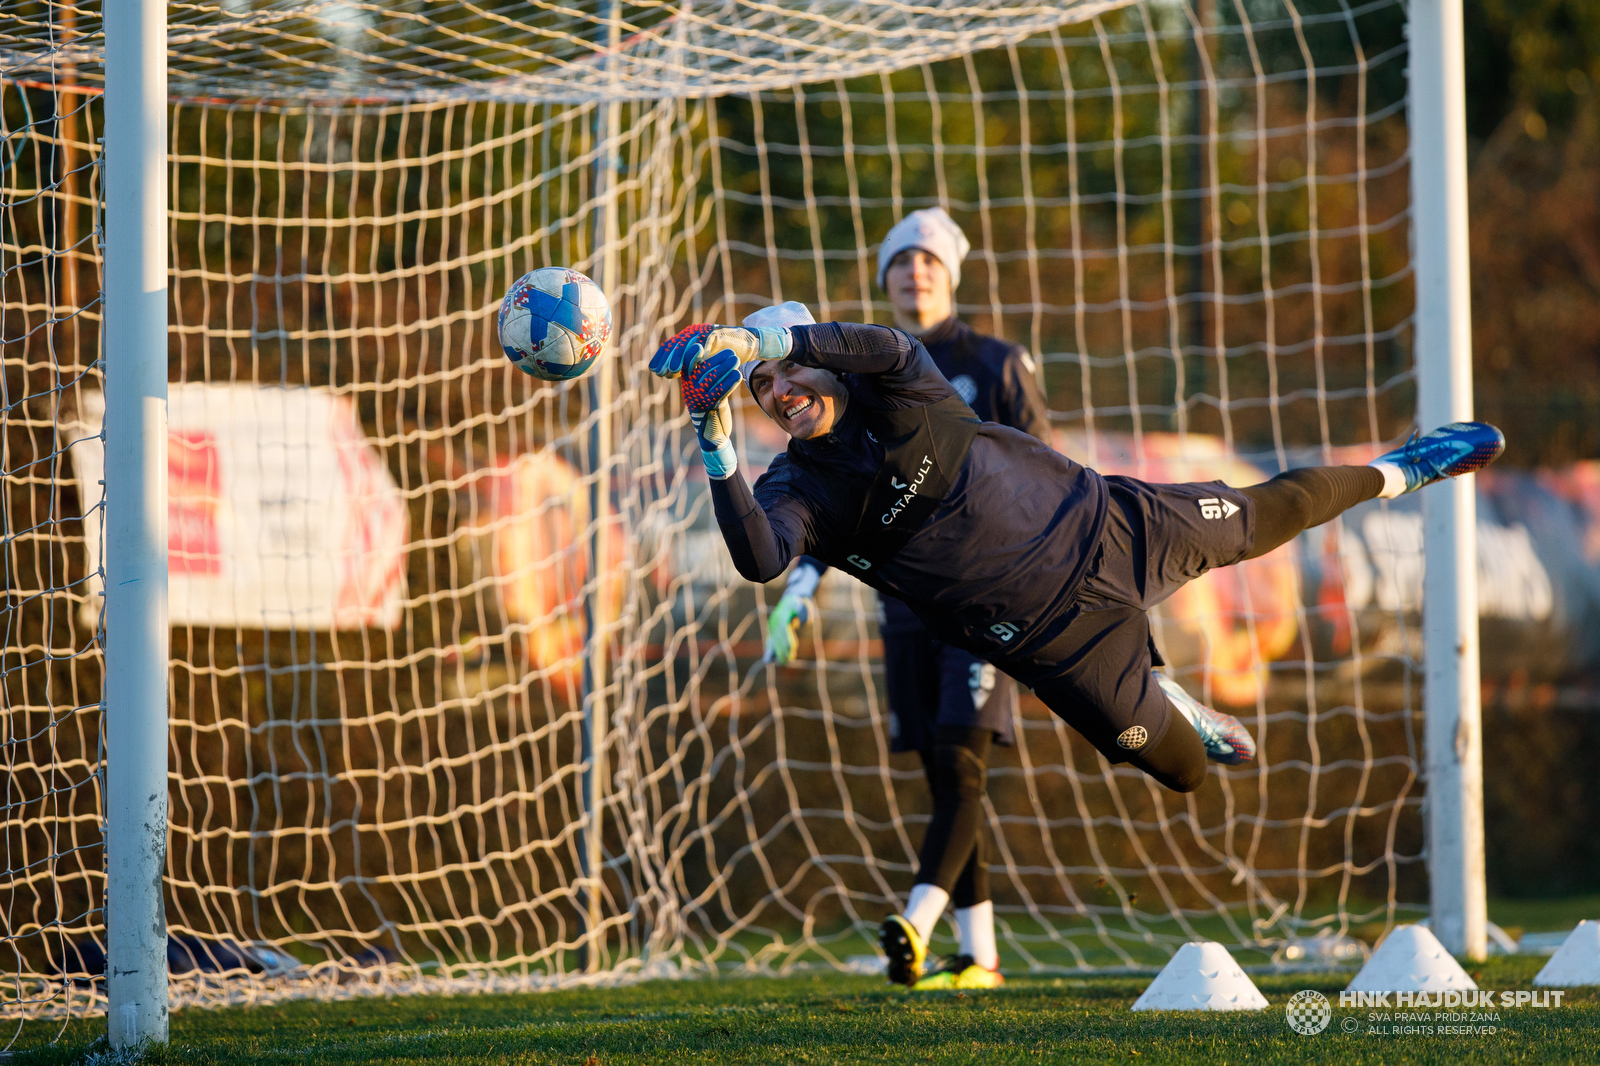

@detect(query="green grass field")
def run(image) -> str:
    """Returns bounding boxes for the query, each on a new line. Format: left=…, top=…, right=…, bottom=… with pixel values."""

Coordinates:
left=8, top=954, right=1595, bottom=1065
left=1489, top=895, right=1600, bottom=938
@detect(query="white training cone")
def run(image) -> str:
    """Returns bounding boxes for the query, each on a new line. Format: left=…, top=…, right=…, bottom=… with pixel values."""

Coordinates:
left=1346, top=924, right=1476, bottom=993
left=1533, top=921, right=1600, bottom=987
left=1130, top=941, right=1268, bottom=1011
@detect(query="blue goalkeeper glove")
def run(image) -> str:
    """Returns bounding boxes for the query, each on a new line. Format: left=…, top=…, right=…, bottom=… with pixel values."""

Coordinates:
left=651, top=323, right=793, bottom=378
left=764, top=560, right=821, bottom=665
left=680, top=347, right=743, bottom=480
left=652, top=324, right=714, bottom=379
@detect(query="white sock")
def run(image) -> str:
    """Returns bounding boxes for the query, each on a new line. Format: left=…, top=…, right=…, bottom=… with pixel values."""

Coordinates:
left=1370, top=461, right=1408, bottom=499
left=903, top=883, right=949, bottom=945
left=956, top=901, right=998, bottom=970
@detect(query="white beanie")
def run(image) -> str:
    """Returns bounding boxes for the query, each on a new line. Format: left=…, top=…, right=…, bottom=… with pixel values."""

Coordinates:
left=876, top=207, right=970, bottom=292
left=739, top=301, right=815, bottom=386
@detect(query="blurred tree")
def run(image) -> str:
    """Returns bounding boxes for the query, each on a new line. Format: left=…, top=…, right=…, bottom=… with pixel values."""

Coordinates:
left=1466, top=1, right=1600, bottom=466
left=1465, top=0, right=1600, bottom=139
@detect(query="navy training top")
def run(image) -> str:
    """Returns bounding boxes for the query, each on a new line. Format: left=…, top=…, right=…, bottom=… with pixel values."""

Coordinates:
left=918, top=314, right=1051, bottom=441
left=800, top=315, right=1051, bottom=634
left=711, top=321, right=1107, bottom=663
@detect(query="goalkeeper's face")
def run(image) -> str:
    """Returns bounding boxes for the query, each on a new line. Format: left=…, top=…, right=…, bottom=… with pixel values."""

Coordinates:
left=749, top=360, right=848, bottom=441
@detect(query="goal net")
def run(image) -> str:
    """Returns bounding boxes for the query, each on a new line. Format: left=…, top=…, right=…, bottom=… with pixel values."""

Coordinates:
left=0, top=0, right=1427, bottom=1024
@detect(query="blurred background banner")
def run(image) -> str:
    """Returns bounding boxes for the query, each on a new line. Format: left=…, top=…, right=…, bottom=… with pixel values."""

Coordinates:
left=68, top=386, right=407, bottom=631
left=447, top=448, right=628, bottom=694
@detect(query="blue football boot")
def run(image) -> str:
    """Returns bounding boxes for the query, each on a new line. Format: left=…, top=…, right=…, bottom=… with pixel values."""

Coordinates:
left=1153, top=670, right=1257, bottom=766
left=1372, top=422, right=1505, bottom=494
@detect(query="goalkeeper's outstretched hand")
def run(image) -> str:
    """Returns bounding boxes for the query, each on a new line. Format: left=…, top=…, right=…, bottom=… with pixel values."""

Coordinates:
left=764, top=560, right=822, bottom=665
left=651, top=324, right=715, bottom=378
left=650, top=323, right=793, bottom=379
left=681, top=348, right=743, bottom=480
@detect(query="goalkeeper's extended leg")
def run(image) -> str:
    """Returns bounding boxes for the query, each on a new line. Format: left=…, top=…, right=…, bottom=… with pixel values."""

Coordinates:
left=1007, top=423, right=1507, bottom=793
left=1242, top=421, right=1505, bottom=558
left=1020, top=465, right=1379, bottom=784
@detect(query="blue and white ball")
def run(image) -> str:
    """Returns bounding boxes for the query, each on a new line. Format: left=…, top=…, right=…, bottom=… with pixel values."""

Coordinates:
left=497, top=267, right=612, bottom=381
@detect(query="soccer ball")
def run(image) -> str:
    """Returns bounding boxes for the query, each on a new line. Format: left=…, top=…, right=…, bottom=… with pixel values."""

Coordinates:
left=498, top=267, right=612, bottom=381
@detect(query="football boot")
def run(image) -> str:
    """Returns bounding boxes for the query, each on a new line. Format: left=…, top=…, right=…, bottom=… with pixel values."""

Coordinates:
left=1153, top=670, right=1256, bottom=765
left=1372, top=422, right=1505, bottom=494
left=912, top=954, right=1004, bottom=991
left=879, top=914, right=928, bottom=987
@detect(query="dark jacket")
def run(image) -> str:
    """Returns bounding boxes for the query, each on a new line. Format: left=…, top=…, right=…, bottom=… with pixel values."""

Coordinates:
left=870, top=315, right=1050, bottom=633
left=712, top=322, right=1106, bottom=663
left=915, top=315, right=1050, bottom=442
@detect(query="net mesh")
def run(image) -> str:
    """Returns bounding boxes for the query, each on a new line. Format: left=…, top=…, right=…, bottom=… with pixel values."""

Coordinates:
left=0, top=0, right=1428, bottom=1027
left=0, top=76, right=105, bottom=1031
left=5, top=0, right=1135, bottom=103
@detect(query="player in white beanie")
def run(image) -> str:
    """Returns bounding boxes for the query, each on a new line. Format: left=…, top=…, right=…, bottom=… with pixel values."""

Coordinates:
left=873, top=206, right=1041, bottom=991
left=876, top=207, right=971, bottom=300
left=765, top=210, right=1047, bottom=993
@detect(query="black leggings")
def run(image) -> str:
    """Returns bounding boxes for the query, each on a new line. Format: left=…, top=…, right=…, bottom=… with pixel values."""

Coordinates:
left=1139, top=465, right=1385, bottom=792
left=914, top=726, right=991, bottom=907
left=1242, top=465, right=1385, bottom=560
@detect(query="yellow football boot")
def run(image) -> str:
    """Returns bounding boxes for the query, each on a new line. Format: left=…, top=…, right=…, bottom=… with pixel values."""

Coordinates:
left=878, top=914, right=927, bottom=986
left=912, top=954, right=1004, bottom=991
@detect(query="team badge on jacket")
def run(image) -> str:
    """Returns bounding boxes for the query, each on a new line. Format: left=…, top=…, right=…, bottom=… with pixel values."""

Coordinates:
left=1117, top=725, right=1149, bottom=750
left=950, top=374, right=978, bottom=406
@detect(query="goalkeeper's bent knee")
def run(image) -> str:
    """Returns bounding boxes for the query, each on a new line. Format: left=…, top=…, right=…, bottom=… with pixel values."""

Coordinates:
left=1129, top=710, right=1208, bottom=793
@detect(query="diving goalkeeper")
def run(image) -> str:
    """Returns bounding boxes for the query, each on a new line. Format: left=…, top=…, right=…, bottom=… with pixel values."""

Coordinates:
left=654, top=314, right=1504, bottom=987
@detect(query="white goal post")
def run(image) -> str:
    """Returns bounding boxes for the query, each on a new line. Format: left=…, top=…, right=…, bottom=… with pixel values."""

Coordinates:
left=1408, top=0, right=1486, bottom=963
left=0, top=0, right=1486, bottom=1048
left=103, top=0, right=171, bottom=1046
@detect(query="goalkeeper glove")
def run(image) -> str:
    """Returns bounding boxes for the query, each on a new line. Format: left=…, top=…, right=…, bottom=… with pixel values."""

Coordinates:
left=680, top=347, right=743, bottom=480
left=764, top=560, right=821, bottom=665
left=650, top=323, right=793, bottom=378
